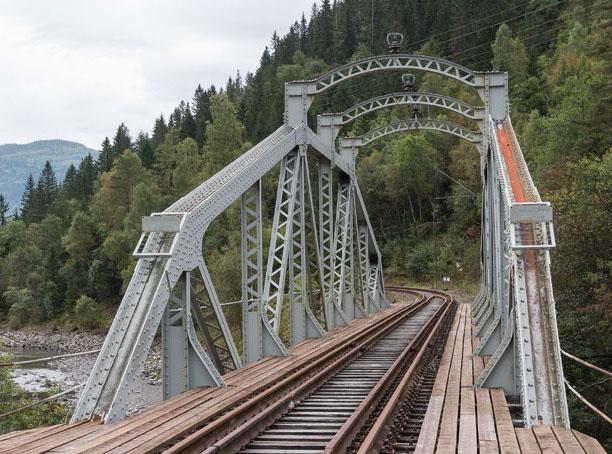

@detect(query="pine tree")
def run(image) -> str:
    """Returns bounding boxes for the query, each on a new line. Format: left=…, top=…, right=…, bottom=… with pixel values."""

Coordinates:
left=491, top=24, right=528, bottom=85
left=98, top=137, right=114, bottom=172
left=77, top=154, right=96, bottom=201
left=0, top=194, right=8, bottom=225
left=299, top=13, right=308, bottom=51
left=31, top=161, right=59, bottom=221
left=203, top=94, right=245, bottom=177
left=112, top=123, right=132, bottom=157
left=135, top=132, right=155, bottom=168
left=151, top=114, right=169, bottom=150
left=20, top=174, right=36, bottom=224
left=193, top=85, right=211, bottom=147
left=179, top=103, right=197, bottom=141
left=62, top=164, right=79, bottom=200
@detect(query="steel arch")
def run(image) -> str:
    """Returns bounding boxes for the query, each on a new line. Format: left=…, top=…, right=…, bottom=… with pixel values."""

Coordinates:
left=293, top=55, right=481, bottom=94
left=359, top=118, right=482, bottom=146
left=328, top=92, right=484, bottom=124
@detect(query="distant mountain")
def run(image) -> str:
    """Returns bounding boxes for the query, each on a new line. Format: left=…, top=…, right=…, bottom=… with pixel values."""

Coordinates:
left=0, top=140, right=98, bottom=212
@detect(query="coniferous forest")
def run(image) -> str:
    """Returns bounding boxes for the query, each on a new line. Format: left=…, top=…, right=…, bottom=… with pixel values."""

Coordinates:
left=0, top=0, right=609, bottom=445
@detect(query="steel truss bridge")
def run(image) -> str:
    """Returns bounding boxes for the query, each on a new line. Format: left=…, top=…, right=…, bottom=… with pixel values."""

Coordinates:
left=2, top=49, right=606, bottom=454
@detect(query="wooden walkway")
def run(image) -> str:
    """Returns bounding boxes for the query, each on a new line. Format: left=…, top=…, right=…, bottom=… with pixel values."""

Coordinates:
left=415, top=303, right=605, bottom=453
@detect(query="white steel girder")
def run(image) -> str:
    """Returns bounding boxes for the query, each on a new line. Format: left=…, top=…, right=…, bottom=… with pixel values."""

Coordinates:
left=324, top=92, right=484, bottom=125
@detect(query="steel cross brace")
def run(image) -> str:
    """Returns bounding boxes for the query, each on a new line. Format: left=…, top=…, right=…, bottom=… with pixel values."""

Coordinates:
left=329, top=179, right=358, bottom=324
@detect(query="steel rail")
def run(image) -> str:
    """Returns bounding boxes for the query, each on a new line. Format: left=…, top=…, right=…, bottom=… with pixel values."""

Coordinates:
left=324, top=292, right=453, bottom=452
left=160, top=290, right=428, bottom=453
left=354, top=294, right=455, bottom=453
left=196, top=292, right=441, bottom=454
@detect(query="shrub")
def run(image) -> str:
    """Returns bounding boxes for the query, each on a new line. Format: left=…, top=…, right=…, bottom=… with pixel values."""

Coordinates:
left=74, top=295, right=104, bottom=329
left=4, top=288, right=36, bottom=329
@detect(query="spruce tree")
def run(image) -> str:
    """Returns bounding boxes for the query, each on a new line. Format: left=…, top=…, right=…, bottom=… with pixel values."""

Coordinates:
left=20, top=174, right=36, bottom=223
left=112, top=123, right=132, bottom=157
left=62, top=164, right=79, bottom=200
left=193, top=86, right=212, bottom=147
left=151, top=115, right=168, bottom=150
left=33, top=161, right=58, bottom=221
left=179, top=103, right=197, bottom=141
left=0, top=194, right=8, bottom=226
left=78, top=154, right=96, bottom=201
left=135, top=132, right=155, bottom=168
left=98, top=137, right=114, bottom=172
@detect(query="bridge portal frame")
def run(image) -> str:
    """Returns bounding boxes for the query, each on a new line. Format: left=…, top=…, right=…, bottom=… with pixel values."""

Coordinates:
left=72, top=49, right=568, bottom=430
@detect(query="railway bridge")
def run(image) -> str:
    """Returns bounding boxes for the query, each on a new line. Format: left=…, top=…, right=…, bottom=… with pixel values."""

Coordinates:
left=0, top=36, right=606, bottom=453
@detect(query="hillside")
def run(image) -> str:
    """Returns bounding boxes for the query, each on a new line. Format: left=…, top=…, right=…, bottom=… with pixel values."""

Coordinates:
left=0, top=140, right=98, bottom=211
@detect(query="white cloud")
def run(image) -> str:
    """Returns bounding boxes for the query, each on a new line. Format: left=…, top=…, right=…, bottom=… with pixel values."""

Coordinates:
left=0, top=0, right=313, bottom=148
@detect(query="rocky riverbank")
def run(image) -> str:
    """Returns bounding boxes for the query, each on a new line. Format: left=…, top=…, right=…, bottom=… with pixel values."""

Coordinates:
left=0, top=327, right=162, bottom=416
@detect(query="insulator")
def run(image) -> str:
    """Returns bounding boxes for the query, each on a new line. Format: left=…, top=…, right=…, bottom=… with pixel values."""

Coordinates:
left=386, top=32, right=404, bottom=54
left=402, top=73, right=416, bottom=92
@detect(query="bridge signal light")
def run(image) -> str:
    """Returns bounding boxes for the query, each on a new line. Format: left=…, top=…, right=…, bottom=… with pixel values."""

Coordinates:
left=386, top=32, right=404, bottom=54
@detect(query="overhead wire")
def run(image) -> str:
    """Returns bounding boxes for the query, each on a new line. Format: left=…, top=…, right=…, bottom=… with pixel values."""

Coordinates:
left=451, top=2, right=609, bottom=65
left=415, top=0, right=568, bottom=51
left=406, top=0, right=543, bottom=48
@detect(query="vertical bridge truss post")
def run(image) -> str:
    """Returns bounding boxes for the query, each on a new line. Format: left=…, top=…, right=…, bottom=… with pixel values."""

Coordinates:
left=241, top=181, right=263, bottom=364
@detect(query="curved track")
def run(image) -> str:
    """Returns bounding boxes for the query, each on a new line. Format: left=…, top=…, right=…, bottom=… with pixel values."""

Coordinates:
left=163, top=288, right=455, bottom=453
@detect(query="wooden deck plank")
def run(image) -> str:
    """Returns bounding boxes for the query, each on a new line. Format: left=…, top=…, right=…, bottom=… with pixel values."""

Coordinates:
left=458, top=308, right=477, bottom=454
left=515, top=428, right=540, bottom=453
left=533, top=425, right=563, bottom=453
left=490, top=388, right=520, bottom=454
left=473, top=354, right=484, bottom=382
left=0, top=422, right=99, bottom=454
left=573, top=429, right=607, bottom=454
left=476, top=388, right=499, bottom=454
left=551, top=426, right=585, bottom=454
left=436, top=304, right=468, bottom=453
left=415, top=304, right=464, bottom=454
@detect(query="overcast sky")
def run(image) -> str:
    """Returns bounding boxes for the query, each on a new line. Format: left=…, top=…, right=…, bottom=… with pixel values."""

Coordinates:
left=0, top=1, right=314, bottom=149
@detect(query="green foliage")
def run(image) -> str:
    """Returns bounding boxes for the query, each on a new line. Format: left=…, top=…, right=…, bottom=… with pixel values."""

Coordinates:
left=0, top=355, right=70, bottom=434
left=491, top=24, right=528, bottom=85
left=74, top=294, right=106, bottom=329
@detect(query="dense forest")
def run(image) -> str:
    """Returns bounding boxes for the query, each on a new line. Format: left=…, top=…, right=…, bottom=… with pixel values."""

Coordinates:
left=0, top=0, right=609, bottom=445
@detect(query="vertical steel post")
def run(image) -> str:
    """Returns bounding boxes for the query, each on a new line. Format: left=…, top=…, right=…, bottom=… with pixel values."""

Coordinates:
left=318, top=159, right=335, bottom=328
left=162, top=274, right=188, bottom=400
left=241, top=181, right=263, bottom=364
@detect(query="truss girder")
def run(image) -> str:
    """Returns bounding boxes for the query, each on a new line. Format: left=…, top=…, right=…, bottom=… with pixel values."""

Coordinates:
left=332, top=92, right=484, bottom=124
left=474, top=117, right=569, bottom=428
left=262, top=151, right=302, bottom=333
left=361, top=118, right=482, bottom=145
left=298, top=54, right=479, bottom=94
left=75, top=49, right=567, bottom=433
left=329, top=180, right=357, bottom=321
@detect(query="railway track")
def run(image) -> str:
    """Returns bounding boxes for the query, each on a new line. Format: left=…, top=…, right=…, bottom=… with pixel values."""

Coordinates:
left=162, top=288, right=455, bottom=453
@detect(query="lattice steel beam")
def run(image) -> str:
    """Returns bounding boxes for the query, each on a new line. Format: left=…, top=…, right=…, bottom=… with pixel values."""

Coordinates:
left=360, top=118, right=482, bottom=145
left=262, top=151, right=301, bottom=335
left=290, top=55, right=481, bottom=93
left=323, top=92, right=484, bottom=124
